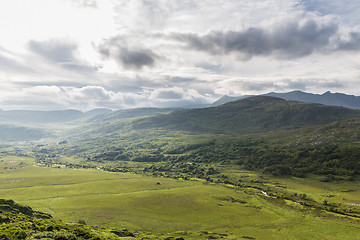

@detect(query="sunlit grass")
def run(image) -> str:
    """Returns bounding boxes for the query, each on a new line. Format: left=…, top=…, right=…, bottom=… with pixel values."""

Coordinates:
left=0, top=156, right=359, bottom=239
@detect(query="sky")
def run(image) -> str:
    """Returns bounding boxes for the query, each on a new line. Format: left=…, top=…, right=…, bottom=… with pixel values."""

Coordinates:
left=0, top=0, right=360, bottom=111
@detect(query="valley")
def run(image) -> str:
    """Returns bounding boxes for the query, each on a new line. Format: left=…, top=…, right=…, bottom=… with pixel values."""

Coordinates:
left=0, top=95, right=360, bottom=239
left=0, top=156, right=359, bottom=239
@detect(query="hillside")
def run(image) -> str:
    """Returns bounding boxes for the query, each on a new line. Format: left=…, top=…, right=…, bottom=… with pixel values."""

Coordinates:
left=133, top=96, right=360, bottom=134
left=0, top=107, right=178, bottom=142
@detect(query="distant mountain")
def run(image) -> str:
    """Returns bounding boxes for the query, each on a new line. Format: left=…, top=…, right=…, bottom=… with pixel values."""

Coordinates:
left=0, top=109, right=84, bottom=124
left=212, top=95, right=252, bottom=106
left=84, top=108, right=112, bottom=118
left=265, top=91, right=360, bottom=109
left=134, top=96, right=360, bottom=134
left=0, top=108, right=114, bottom=124
left=212, top=91, right=360, bottom=109
left=0, top=124, right=47, bottom=142
left=89, top=108, right=177, bottom=122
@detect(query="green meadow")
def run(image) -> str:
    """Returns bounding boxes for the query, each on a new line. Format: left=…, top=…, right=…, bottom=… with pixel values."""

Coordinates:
left=0, top=156, right=359, bottom=239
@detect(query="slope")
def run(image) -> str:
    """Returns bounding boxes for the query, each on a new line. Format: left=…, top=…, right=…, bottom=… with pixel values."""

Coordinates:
left=133, top=96, right=360, bottom=134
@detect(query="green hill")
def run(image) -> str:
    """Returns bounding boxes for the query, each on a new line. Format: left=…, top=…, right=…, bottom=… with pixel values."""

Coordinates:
left=133, top=96, right=360, bottom=134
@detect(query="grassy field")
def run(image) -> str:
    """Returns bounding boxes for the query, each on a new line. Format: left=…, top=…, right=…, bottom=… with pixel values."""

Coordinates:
left=0, top=156, right=360, bottom=239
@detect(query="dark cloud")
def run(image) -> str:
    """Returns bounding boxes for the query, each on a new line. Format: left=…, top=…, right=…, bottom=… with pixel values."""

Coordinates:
left=336, top=31, right=360, bottom=51
left=171, top=19, right=360, bottom=59
left=97, top=37, right=160, bottom=70
left=154, top=90, right=183, bottom=99
left=117, top=47, right=156, bottom=69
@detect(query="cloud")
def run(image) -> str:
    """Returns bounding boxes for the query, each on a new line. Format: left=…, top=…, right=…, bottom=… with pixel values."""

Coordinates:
left=68, top=0, right=97, bottom=8
left=117, top=47, right=156, bottom=69
left=28, top=39, right=98, bottom=73
left=215, top=77, right=345, bottom=96
left=149, top=86, right=209, bottom=108
left=68, top=86, right=111, bottom=101
left=1, top=0, right=360, bottom=111
left=0, top=51, right=32, bottom=74
left=0, top=84, right=212, bottom=111
left=0, top=85, right=117, bottom=110
left=96, top=36, right=160, bottom=70
left=302, top=0, right=360, bottom=26
left=151, top=87, right=184, bottom=100
left=113, top=0, right=171, bottom=31
left=335, top=31, right=360, bottom=51
left=170, top=17, right=360, bottom=59
left=28, top=39, right=78, bottom=63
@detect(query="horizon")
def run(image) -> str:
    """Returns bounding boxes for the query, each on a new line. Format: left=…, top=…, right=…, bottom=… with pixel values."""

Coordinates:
left=1, top=0, right=360, bottom=111
left=0, top=89, right=359, bottom=112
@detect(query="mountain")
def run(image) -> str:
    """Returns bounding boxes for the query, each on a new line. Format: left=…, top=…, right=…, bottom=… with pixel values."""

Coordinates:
left=0, top=124, right=47, bottom=142
left=265, top=91, right=360, bottom=109
left=0, top=109, right=84, bottom=124
left=212, top=91, right=360, bottom=109
left=84, top=108, right=112, bottom=118
left=134, top=96, right=360, bottom=134
left=89, top=107, right=177, bottom=122
left=211, top=95, right=252, bottom=106
left=0, top=108, right=115, bottom=124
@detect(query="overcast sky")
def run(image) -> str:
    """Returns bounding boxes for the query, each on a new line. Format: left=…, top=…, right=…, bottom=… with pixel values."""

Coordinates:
left=0, top=0, right=359, bottom=111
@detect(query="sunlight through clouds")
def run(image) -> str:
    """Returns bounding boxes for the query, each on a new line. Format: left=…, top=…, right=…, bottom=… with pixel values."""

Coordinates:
left=0, top=0, right=359, bottom=110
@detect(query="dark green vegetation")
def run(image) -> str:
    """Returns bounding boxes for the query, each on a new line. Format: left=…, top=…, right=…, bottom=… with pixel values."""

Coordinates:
left=133, top=96, right=360, bottom=134
left=1, top=95, right=360, bottom=239
left=0, top=198, right=136, bottom=240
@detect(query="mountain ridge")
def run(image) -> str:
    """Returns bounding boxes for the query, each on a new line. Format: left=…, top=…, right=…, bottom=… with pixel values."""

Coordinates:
left=212, top=90, right=360, bottom=109
left=133, top=96, right=360, bottom=134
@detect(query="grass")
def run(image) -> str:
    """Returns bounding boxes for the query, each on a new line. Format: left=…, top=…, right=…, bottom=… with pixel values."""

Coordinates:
left=270, top=175, right=360, bottom=207
left=0, top=156, right=359, bottom=239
